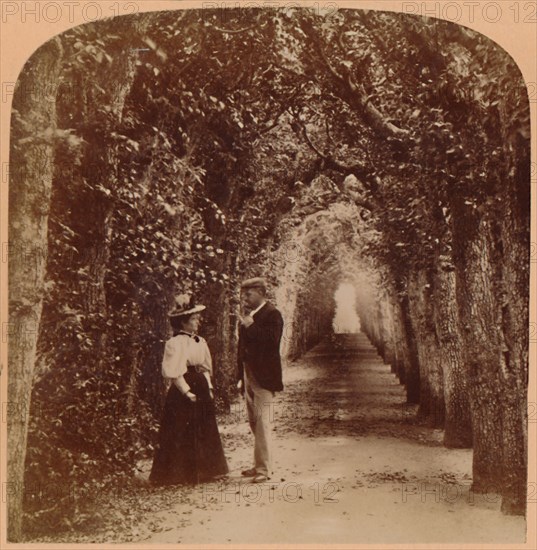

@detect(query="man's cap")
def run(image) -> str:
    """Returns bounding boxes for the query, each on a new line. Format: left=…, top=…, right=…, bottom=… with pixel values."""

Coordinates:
left=241, top=277, right=267, bottom=291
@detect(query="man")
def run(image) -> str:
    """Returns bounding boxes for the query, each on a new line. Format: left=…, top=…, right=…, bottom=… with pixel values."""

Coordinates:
left=237, top=277, right=284, bottom=483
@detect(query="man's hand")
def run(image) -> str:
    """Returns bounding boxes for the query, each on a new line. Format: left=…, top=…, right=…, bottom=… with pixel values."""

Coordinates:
left=240, top=314, right=254, bottom=328
left=237, top=379, right=244, bottom=392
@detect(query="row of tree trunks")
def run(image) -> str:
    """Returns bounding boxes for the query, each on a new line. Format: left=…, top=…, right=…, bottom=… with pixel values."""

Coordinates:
left=357, top=285, right=421, bottom=404
left=358, top=194, right=527, bottom=513
left=303, top=10, right=527, bottom=516
left=353, top=195, right=526, bottom=512
left=287, top=292, right=334, bottom=360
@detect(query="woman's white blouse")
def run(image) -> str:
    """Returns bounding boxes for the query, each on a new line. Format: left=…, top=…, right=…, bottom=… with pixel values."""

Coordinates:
left=161, top=334, right=213, bottom=379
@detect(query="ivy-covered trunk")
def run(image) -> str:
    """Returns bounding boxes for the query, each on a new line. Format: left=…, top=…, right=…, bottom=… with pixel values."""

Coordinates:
left=139, top=301, right=171, bottom=416
left=74, top=19, right=149, bottom=372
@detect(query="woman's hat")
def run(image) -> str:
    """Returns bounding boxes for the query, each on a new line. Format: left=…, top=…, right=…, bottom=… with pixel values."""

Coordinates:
left=169, top=294, right=206, bottom=318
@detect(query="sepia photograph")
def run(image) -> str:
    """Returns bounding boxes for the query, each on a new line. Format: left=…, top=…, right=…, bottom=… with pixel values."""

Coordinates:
left=1, top=1, right=535, bottom=547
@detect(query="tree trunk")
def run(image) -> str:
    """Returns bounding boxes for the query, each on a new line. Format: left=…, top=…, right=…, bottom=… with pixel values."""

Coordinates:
left=140, top=302, right=170, bottom=416
left=377, top=295, right=396, bottom=366
left=7, top=37, right=63, bottom=542
left=387, top=294, right=407, bottom=383
left=495, top=133, right=530, bottom=515
left=398, top=293, right=421, bottom=404
left=408, top=269, right=445, bottom=428
left=451, top=201, right=504, bottom=495
left=433, top=255, right=472, bottom=448
left=211, top=285, right=234, bottom=409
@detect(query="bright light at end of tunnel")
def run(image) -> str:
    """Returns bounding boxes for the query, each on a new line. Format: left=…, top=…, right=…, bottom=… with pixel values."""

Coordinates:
left=333, top=282, right=361, bottom=333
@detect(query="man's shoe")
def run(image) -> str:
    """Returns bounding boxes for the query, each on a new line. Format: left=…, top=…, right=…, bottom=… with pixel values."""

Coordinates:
left=252, top=474, right=269, bottom=483
left=241, top=468, right=257, bottom=476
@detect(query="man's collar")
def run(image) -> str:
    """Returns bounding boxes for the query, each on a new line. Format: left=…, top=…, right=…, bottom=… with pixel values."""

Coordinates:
left=250, top=301, right=267, bottom=317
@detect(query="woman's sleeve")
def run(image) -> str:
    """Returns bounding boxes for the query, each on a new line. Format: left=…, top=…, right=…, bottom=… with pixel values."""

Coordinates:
left=201, top=340, right=213, bottom=374
left=174, top=376, right=191, bottom=394
left=161, top=338, right=188, bottom=379
left=201, top=340, right=214, bottom=389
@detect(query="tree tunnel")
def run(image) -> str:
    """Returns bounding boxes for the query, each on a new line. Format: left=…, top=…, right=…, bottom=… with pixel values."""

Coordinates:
left=333, top=282, right=361, bottom=334
left=7, top=6, right=531, bottom=540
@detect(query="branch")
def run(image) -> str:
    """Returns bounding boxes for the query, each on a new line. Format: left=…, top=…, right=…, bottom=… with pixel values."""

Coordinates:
left=324, top=118, right=333, bottom=143
left=300, top=118, right=328, bottom=160
left=337, top=28, right=347, bottom=50
left=213, top=24, right=258, bottom=34
left=255, top=84, right=304, bottom=136
left=347, top=73, right=409, bottom=139
left=293, top=112, right=378, bottom=193
left=213, top=14, right=267, bottom=35
left=317, top=43, right=345, bottom=83
left=311, top=30, right=410, bottom=142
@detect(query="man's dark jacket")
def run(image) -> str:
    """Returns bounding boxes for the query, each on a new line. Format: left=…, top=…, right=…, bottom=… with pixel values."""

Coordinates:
left=237, top=302, right=284, bottom=392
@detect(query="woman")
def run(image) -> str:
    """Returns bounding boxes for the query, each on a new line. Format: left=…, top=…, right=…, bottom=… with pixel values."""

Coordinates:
left=149, top=295, right=228, bottom=485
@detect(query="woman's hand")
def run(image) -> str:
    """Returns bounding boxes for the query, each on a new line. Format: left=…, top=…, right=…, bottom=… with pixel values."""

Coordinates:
left=209, top=388, right=215, bottom=400
left=185, top=391, right=197, bottom=402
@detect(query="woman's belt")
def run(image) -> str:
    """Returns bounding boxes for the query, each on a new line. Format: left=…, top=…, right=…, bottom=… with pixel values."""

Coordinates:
left=187, top=364, right=208, bottom=374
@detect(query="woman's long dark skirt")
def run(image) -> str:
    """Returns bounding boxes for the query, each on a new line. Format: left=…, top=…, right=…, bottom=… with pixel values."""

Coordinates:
left=149, top=368, right=228, bottom=486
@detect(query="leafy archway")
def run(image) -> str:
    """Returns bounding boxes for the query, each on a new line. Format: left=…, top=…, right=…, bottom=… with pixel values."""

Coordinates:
left=8, top=6, right=530, bottom=539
